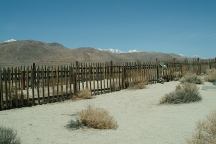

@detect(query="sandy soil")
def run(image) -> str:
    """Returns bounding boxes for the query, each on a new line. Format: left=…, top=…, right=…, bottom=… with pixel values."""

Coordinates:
left=0, top=81, right=216, bottom=144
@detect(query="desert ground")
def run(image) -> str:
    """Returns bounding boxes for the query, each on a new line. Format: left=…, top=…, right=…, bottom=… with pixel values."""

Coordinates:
left=0, top=81, right=216, bottom=144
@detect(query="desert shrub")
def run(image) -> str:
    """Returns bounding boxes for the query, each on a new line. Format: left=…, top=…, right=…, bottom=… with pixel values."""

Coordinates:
left=78, top=106, right=118, bottom=129
left=1, top=85, right=25, bottom=101
left=157, top=78, right=165, bottom=84
left=173, top=71, right=182, bottom=81
left=0, top=127, right=20, bottom=144
left=128, top=79, right=147, bottom=89
left=180, top=73, right=203, bottom=84
left=160, top=83, right=201, bottom=104
left=205, top=69, right=216, bottom=83
left=187, top=111, right=216, bottom=144
left=110, top=81, right=119, bottom=91
left=128, top=71, right=147, bottom=89
left=67, top=119, right=84, bottom=130
left=74, top=88, right=92, bottom=99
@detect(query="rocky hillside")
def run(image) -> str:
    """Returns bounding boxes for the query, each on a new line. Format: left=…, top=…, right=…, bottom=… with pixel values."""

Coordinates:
left=0, top=40, right=185, bottom=67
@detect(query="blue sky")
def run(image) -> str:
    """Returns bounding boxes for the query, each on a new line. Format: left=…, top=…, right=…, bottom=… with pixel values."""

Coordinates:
left=0, top=0, right=216, bottom=58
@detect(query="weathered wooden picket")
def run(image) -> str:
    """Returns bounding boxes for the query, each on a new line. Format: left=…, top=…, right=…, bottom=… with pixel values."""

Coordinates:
left=0, top=58, right=215, bottom=110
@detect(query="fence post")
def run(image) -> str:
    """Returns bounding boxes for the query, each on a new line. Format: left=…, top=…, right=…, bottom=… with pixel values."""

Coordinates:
left=215, top=58, right=216, bottom=69
left=31, top=63, right=36, bottom=105
left=197, top=58, right=201, bottom=74
left=74, top=61, right=79, bottom=95
left=122, top=63, right=126, bottom=89
left=110, top=61, right=113, bottom=91
left=0, top=68, right=3, bottom=110
left=156, top=58, right=159, bottom=82
left=173, top=58, right=176, bottom=80
left=21, top=70, right=26, bottom=90
left=209, top=59, right=212, bottom=69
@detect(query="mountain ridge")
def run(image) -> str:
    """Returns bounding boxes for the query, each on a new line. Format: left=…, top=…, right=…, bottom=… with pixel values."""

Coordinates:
left=0, top=40, right=185, bottom=67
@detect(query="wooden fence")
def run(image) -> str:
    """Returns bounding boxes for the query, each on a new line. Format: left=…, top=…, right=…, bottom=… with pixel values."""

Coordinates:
left=0, top=58, right=216, bottom=110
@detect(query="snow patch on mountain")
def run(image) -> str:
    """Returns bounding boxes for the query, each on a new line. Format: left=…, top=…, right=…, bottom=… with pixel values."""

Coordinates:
left=98, top=48, right=142, bottom=54
left=128, top=49, right=139, bottom=53
left=98, top=48, right=123, bottom=53
left=4, top=39, right=17, bottom=43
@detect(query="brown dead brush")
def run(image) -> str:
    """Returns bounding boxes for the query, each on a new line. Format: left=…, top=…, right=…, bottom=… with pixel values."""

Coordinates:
left=128, top=80, right=147, bottom=89
left=74, top=88, right=92, bottom=99
left=187, top=111, right=216, bottom=144
left=127, top=71, right=147, bottom=89
left=78, top=106, right=118, bottom=129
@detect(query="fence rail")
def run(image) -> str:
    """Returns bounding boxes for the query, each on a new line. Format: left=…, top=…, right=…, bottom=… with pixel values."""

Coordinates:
left=0, top=58, right=216, bottom=110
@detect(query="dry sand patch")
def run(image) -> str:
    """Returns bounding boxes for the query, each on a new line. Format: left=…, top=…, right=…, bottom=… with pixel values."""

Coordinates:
left=0, top=81, right=216, bottom=144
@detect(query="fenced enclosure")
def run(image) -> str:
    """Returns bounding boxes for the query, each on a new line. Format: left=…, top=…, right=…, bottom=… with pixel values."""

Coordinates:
left=0, top=58, right=216, bottom=110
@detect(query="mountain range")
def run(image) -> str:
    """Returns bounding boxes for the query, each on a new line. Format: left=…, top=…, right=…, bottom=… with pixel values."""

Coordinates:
left=0, top=40, right=185, bottom=67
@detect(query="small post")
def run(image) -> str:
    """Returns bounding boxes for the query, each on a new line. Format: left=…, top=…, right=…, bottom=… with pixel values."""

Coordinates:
left=110, top=61, right=113, bottom=92
left=185, top=58, right=189, bottom=72
left=31, top=63, right=36, bottom=105
left=21, top=70, right=26, bottom=90
left=74, top=61, right=79, bottom=95
left=0, top=68, right=3, bottom=110
left=209, top=59, right=212, bottom=69
left=215, top=57, right=216, bottom=69
left=156, top=58, right=159, bottom=82
left=122, top=63, right=126, bottom=89
left=173, top=58, right=176, bottom=80
left=197, top=58, right=200, bottom=74
left=4, top=68, right=8, bottom=109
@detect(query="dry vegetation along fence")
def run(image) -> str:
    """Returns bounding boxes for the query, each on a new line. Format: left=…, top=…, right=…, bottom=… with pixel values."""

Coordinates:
left=0, top=59, right=216, bottom=110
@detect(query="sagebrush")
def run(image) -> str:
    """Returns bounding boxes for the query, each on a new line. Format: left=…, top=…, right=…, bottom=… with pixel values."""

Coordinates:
left=110, top=81, right=119, bottom=91
left=128, top=80, right=147, bottom=89
left=205, top=69, right=216, bottom=83
left=78, top=106, right=118, bottom=129
left=0, top=127, right=20, bottom=144
left=160, top=83, right=201, bottom=104
left=180, top=73, right=203, bottom=84
left=74, top=88, right=92, bottom=99
left=187, top=111, right=216, bottom=144
left=67, top=119, right=84, bottom=130
left=127, top=71, right=147, bottom=89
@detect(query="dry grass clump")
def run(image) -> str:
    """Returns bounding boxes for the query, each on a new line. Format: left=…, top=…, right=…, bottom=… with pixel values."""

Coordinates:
left=125, top=71, right=148, bottom=89
left=128, top=80, right=147, bottom=89
left=110, top=81, right=119, bottom=91
left=205, top=69, right=216, bottom=83
left=173, top=71, right=182, bottom=81
left=180, top=73, right=203, bottom=84
left=0, top=127, right=20, bottom=144
left=187, top=111, right=216, bottom=144
left=160, top=83, right=201, bottom=104
left=78, top=106, right=118, bottom=129
left=74, top=88, right=92, bottom=99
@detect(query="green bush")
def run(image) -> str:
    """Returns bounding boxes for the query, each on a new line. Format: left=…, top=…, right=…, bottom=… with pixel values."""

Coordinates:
left=0, top=127, right=20, bottom=144
left=160, top=83, right=201, bottom=104
left=180, top=73, right=203, bottom=84
left=67, top=119, right=84, bottom=130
